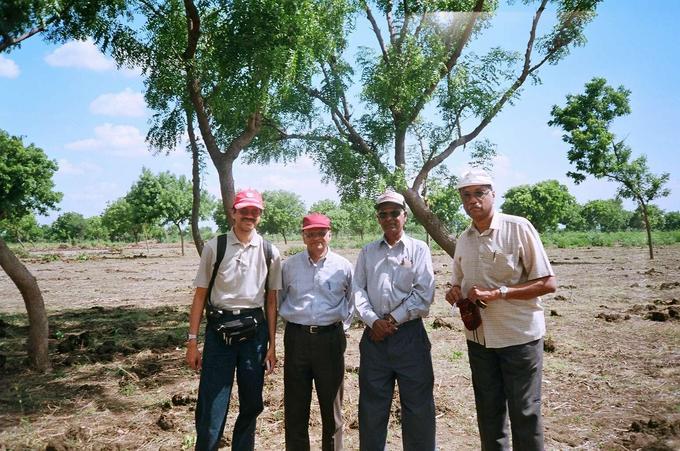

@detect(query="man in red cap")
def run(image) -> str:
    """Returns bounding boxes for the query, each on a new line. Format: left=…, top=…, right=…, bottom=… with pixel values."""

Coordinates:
left=186, top=188, right=282, bottom=451
left=279, top=212, right=354, bottom=451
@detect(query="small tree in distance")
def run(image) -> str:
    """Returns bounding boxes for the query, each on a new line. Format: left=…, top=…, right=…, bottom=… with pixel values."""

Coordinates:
left=259, top=190, right=305, bottom=244
left=549, top=77, right=670, bottom=258
left=501, top=180, right=578, bottom=233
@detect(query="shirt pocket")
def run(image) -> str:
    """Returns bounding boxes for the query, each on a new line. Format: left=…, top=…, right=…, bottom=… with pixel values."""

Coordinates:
left=393, top=264, right=416, bottom=292
left=483, top=250, right=515, bottom=282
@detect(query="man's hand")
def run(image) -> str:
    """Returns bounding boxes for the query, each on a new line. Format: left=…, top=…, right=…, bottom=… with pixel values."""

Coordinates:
left=467, top=285, right=500, bottom=303
left=445, top=285, right=463, bottom=306
left=369, top=319, right=398, bottom=342
left=186, top=342, right=202, bottom=372
left=264, top=346, right=277, bottom=375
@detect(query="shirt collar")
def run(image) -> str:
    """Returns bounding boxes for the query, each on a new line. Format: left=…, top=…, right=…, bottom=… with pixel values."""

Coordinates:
left=380, top=232, right=409, bottom=248
left=227, top=229, right=261, bottom=247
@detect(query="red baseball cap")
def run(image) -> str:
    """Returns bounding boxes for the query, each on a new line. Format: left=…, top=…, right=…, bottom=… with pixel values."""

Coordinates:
left=233, top=188, right=264, bottom=210
left=302, top=212, right=331, bottom=230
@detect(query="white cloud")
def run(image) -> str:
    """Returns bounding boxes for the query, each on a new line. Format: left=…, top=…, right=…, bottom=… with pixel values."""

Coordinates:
left=0, top=55, right=20, bottom=78
left=56, top=159, right=102, bottom=175
left=64, top=123, right=148, bottom=157
left=44, top=39, right=116, bottom=71
left=90, top=88, right=146, bottom=117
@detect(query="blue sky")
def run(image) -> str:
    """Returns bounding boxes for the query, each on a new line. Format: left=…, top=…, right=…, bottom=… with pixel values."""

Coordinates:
left=1, top=1, right=678, bottom=225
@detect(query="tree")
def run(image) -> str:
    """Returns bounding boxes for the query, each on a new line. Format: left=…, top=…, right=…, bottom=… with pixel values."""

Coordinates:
left=259, top=190, right=305, bottom=244
left=426, top=173, right=468, bottom=235
left=101, top=198, right=140, bottom=242
left=629, top=204, right=665, bottom=231
left=0, top=130, right=62, bottom=370
left=663, top=211, right=680, bottom=231
left=341, top=197, right=380, bottom=240
left=51, top=211, right=87, bottom=242
left=83, top=216, right=109, bottom=241
left=125, top=168, right=164, bottom=250
left=580, top=199, right=630, bottom=232
left=256, top=0, right=602, bottom=256
left=549, top=77, right=671, bottom=258
left=110, top=1, right=350, bottom=237
left=501, top=180, right=578, bottom=233
left=0, top=0, right=130, bottom=53
left=157, top=172, right=194, bottom=255
left=309, top=199, right=350, bottom=235
left=0, top=213, right=44, bottom=244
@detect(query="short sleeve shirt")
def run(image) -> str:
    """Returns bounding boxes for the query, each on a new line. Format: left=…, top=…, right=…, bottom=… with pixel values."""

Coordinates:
left=452, top=212, right=554, bottom=348
left=193, top=230, right=282, bottom=310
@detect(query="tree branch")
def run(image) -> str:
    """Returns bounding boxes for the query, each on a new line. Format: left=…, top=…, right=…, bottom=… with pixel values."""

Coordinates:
left=364, top=2, right=390, bottom=64
left=407, top=0, right=486, bottom=126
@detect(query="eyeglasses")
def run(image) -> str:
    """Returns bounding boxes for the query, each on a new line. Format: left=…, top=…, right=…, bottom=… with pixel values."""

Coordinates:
left=303, top=230, right=329, bottom=239
left=236, top=207, right=262, bottom=217
left=377, top=210, right=403, bottom=220
left=460, top=190, right=492, bottom=201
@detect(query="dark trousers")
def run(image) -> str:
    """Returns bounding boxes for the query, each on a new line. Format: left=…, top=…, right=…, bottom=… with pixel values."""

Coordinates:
left=284, top=322, right=346, bottom=451
left=358, top=319, right=436, bottom=451
left=195, top=314, right=268, bottom=451
left=467, top=338, right=544, bottom=451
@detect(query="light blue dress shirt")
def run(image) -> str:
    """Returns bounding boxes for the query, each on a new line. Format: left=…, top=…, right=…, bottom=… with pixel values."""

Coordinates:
left=279, top=248, right=354, bottom=330
left=353, top=233, right=435, bottom=327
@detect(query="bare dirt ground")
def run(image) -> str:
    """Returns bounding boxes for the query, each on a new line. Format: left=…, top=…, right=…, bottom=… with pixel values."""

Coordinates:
left=0, top=242, right=679, bottom=450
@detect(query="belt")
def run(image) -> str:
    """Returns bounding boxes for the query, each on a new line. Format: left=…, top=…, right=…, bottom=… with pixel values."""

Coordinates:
left=287, top=322, right=341, bottom=334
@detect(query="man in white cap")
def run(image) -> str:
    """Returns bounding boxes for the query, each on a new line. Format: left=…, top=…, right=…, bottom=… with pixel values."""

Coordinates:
left=186, top=188, right=282, bottom=451
left=353, top=189, right=436, bottom=451
left=445, top=169, right=556, bottom=451
left=279, top=212, right=354, bottom=451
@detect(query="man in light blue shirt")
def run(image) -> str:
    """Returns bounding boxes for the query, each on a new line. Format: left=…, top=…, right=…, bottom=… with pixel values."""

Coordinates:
left=353, top=190, right=436, bottom=451
left=279, top=212, right=353, bottom=451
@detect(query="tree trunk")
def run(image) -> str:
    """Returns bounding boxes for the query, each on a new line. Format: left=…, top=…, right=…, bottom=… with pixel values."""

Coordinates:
left=0, top=237, right=50, bottom=371
left=176, top=223, right=185, bottom=256
left=402, top=188, right=457, bottom=257
left=639, top=199, right=654, bottom=260
left=216, top=159, right=236, bottom=228
left=187, top=109, right=204, bottom=256
left=282, top=231, right=288, bottom=245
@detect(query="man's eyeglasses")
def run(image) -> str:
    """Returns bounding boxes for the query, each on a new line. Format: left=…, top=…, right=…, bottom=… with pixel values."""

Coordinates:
left=377, top=210, right=403, bottom=220
left=303, top=230, right=329, bottom=239
left=460, top=190, right=492, bottom=201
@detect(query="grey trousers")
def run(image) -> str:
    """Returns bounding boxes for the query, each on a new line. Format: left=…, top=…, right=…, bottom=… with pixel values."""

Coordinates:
left=467, top=338, right=544, bottom=451
left=284, top=323, right=345, bottom=451
left=358, top=319, right=436, bottom=451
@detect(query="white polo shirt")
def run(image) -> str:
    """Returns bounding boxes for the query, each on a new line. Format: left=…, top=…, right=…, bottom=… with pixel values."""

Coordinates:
left=452, top=212, right=554, bottom=348
left=194, top=230, right=282, bottom=310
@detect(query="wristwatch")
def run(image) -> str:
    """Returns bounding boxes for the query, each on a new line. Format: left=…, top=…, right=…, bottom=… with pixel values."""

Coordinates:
left=186, top=333, right=198, bottom=342
left=499, top=285, right=509, bottom=299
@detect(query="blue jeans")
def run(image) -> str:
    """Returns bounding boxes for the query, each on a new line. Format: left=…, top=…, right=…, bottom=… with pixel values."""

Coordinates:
left=195, top=314, right=268, bottom=451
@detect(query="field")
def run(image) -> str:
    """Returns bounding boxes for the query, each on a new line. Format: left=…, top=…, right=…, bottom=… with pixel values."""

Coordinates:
left=0, top=242, right=679, bottom=450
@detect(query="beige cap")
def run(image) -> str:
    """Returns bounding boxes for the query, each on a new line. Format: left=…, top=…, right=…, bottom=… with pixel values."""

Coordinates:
left=375, top=190, right=406, bottom=209
left=456, top=169, right=494, bottom=189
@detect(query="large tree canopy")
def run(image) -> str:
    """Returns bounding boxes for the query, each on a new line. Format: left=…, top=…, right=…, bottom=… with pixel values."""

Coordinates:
left=0, top=0, right=131, bottom=53
left=248, top=0, right=602, bottom=255
left=549, top=77, right=670, bottom=258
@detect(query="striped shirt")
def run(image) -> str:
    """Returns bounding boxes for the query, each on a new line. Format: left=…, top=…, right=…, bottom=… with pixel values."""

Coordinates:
left=452, top=212, right=554, bottom=348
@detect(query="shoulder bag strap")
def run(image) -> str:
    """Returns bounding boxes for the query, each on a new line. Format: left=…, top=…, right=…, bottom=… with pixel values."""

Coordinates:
left=206, top=233, right=228, bottom=310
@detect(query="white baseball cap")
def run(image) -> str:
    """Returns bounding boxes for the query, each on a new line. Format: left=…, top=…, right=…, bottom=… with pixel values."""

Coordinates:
left=456, top=169, right=494, bottom=189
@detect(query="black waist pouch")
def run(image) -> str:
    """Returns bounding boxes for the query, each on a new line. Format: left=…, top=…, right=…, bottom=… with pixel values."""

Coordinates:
left=208, top=309, right=263, bottom=346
